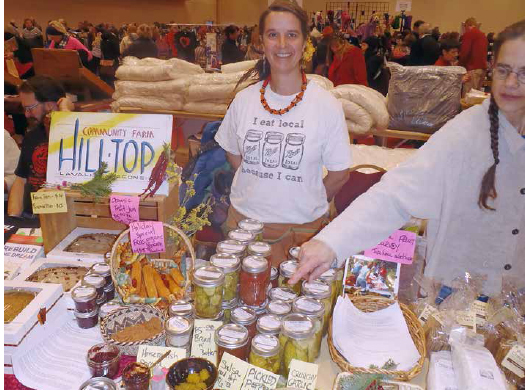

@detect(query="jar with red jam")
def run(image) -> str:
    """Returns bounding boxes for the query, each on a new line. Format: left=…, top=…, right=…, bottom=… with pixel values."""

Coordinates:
left=122, top=362, right=150, bottom=390
left=86, top=343, right=121, bottom=378
left=239, top=256, right=269, bottom=307
left=82, top=274, right=106, bottom=300
left=248, top=241, right=273, bottom=280
left=75, top=308, right=99, bottom=329
left=90, top=262, right=112, bottom=286
left=215, top=323, right=250, bottom=363
left=231, top=306, right=257, bottom=341
left=71, top=285, right=97, bottom=313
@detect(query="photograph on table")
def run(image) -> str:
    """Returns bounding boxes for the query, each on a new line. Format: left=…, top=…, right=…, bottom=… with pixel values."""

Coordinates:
left=343, top=255, right=401, bottom=298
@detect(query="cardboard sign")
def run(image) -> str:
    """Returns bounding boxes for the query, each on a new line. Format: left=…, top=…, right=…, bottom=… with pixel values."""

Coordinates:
left=215, top=353, right=250, bottom=390
left=395, top=0, right=412, bottom=11
left=287, top=359, right=319, bottom=389
left=242, top=365, right=280, bottom=390
left=129, top=221, right=165, bottom=254
left=47, top=112, right=172, bottom=195
left=190, top=320, right=222, bottom=365
left=136, top=345, right=186, bottom=370
left=30, top=191, right=67, bottom=214
left=364, top=230, right=417, bottom=264
left=110, top=195, right=139, bottom=225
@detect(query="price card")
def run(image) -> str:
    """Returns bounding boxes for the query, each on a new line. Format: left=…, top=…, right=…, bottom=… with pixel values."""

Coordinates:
left=471, top=300, right=488, bottom=327
left=30, top=191, right=67, bottom=214
left=502, top=345, right=525, bottom=378
left=136, top=345, right=186, bottom=369
left=456, top=310, right=477, bottom=333
left=110, top=195, right=139, bottom=224
left=364, top=230, right=417, bottom=264
left=129, top=221, right=165, bottom=253
left=287, top=359, right=319, bottom=390
left=242, top=365, right=280, bottom=390
left=215, top=352, right=250, bottom=390
left=190, top=320, right=222, bottom=366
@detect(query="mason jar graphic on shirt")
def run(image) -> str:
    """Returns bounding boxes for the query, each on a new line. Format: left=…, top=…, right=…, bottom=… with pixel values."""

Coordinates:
left=243, top=130, right=263, bottom=165
left=262, top=131, right=284, bottom=168
left=281, top=133, right=305, bottom=170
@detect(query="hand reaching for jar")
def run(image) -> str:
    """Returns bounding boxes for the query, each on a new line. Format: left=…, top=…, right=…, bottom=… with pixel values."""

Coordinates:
left=288, top=239, right=336, bottom=285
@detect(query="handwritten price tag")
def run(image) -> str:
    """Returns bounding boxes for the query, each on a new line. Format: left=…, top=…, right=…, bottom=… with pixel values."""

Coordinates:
left=287, top=359, right=319, bottom=390
left=190, top=320, right=222, bottom=366
left=110, top=195, right=139, bottom=225
left=30, top=191, right=68, bottom=214
left=129, top=221, right=165, bottom=253
left=242, top=365, right=280, bottom=390
left=364, top=229, right=417, bottom=264
left=136, top=345, right=186, bottom=369
left=215, top=352, right=249, bottom=390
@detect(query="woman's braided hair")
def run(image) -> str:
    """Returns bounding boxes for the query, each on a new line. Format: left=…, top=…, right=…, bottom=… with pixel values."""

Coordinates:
left=478, top=19, right=525, bottom=210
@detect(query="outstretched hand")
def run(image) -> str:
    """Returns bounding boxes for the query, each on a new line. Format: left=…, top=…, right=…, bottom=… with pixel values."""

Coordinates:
left=288, top=239, right=336, bottom=285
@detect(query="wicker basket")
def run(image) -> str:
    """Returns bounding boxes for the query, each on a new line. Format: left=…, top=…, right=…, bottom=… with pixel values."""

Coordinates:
left=328, top=295, right=426, bottom=381
left=109, top=223, right=196, bottom=304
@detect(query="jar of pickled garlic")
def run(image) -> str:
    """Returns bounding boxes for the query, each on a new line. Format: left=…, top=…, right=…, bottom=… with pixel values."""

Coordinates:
left=268, top=286, right=298, bottom=305
left=239, top=256, right=269, bottom=307
left=302, top=280, right=332, bottom=335
left=231, top=306, right=257, bottom=341
left=193, top=266, right=225, bottom=318
left=227, top=229, right=255, bottom=246
left=238, top=219, right=264, bottom=241
left=292, top=296, right=325, bottom=359
left=249, top=334, right=281, bottom=374
left=278, top=260, right=301, bottom=295
left=267, top=299, right=292, bottom=318
left=210, top=253, right=240, bottom=303
left=216, top=240, right=246, bottom=258
left=256, top=314, right=282, bottom=336
left=280, top=314, right=315, bottom=377
left=215, top=323, right=250, bottom=362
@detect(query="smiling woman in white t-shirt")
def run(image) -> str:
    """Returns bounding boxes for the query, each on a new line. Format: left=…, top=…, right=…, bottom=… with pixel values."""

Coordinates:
left=215, top=0, right=352, bottom=266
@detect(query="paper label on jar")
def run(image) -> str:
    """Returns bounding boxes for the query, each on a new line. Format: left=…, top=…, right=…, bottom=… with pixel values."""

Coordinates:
left=172, top=303, right=192, bottom=312
left=297, top=300, right=323, bottom=313
left=304, top=282, right=328, bottom=293
left=196, top=270, right=222, bottom=279
left=281, top=262, right=298, bottom=274
left=260, top=316, right=280, bottom=329
left=272, top=290, right=296, bottom=301
left=216, top=258, right=239, bottom=268
left=502, top=345, right=525, bottom=378
left=219, top=329, right=246, bottom=340
left=471, top=301, right=488, bottom=326
left=456, top=310, right=476, bottom=332
left=285, top=321, right=311, bottom=332
left=255, top=336, right=278, bottom=350
left=168, top=317, right=189, bottom=332
left=83, top=275, right=103, bottom=284
left=74, top=286, right=96, bottom=298
left=229, top=231, right=253, bottom=241
left=244, top=257, right=265, bottom=269
left=269, top=302, right=289, bottom=315
left=239, top=219, right=263, bottom=231
left=92, top=263, right=110, bottom=273
left=218, top=242, right=245, bottom=253
left=289, top=247, right=300, bottom=259
left=249, top=242, right=270, bottom=252
left=233, top=308, right=253, bottom=321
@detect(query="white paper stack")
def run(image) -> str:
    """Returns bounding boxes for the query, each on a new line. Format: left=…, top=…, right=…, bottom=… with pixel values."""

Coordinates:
left=332, top=296, right=421, bottom=371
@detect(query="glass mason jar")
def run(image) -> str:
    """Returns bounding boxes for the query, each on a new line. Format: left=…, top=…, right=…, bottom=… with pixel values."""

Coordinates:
left=239, top=219, right=264, bottom=241
left=281, top=133, right=305, bottom=170
left=165, top=316, right=194, bottom=348
left=280, top=314, right=315, bottom=377
left=193, top=266, right=225, bottom=318
left=269, top=286, right=298, bottom=305
left=279, top=260, right=301, bottom=295
left=210, top=253, right=241, bottom=303
left=262, top=131, right=284, bottom=169
left=222, top=298, right=238, bottom=323
left=319, top=268, right=338, bottom=309
left=302, top=280, right=332, bottom=335
left=215, top=323, right=250, bottom=362
left=90, top=262, right=112, bottom=286
left=239, top=256, right=269, bottom=307
left=270, top=267, right=279, bottom=289
left=292, top=296, right=325, bottom=359
left=243, top=129, right=263, bottom=165
left=335, top=267, right=344, bottom=298
left=169, top=299, right=194, bottom=319
left=216, top=239, right=246, bottom=258
left=267, top=299, right=292, bottom=318
left=249, top=334, right=281, bottom=374
left=289, top=246, right=301, bottom=260
left=231, top=306, right=257, bottom=341
left=99, top=301, right=124, bottom=320
left=248, top=241, right=272, bottom=284
left=257, top=314, right=282, bottom=336
left=227, top=229, right=256, bottom=246
left=242, top=299, right=269, bottom=317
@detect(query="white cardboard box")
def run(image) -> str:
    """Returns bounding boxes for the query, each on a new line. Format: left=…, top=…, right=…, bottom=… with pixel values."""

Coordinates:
left=4, top=243, right=45, bottom=280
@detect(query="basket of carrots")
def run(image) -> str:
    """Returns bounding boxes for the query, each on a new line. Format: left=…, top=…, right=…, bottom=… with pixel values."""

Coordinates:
left=109, top=223, right=195, bottom=306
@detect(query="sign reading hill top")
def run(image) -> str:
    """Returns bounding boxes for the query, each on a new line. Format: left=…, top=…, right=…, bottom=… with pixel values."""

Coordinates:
left=47, top=112, right=172, bottom=195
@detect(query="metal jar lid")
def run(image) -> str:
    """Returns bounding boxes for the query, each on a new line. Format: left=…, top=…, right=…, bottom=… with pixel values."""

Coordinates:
left=267, top=299, right=292, bottom=317
left=165, top=316, right=193, bottom=336
left=82, top=274, right=106, bottom=289
left=231, top=306, right=256, bottom=326
left=251, top=334, right=280, bottom=357
left=279, top=260, right=298, bottom=278
left=241, top=256, right=268, bottom=274
left=289, top=246, right=301, bottom=259
left=256, top=314, right=282, bottom=335
left=91, top=262, right=111, bottom=277
left=302, top=280, right=331, bottom=300
left=238, top=219, right=264, bottom=234
left=292, top=296, right=325, bottom=319
left=242, top=299, right=269, bottom=315
left=169, top=300, right=194, bottom=317
left=222, top=298, right=239, bottom=309
left=247, top=241, right=271, bottom=257
left=210, top=253, right=241, bottom=273
left=215, top=323, right=249, bottom=349
left=268, top=287, right=298, bottom=303
left=71, top=285, right=97, bottom=302
left=319, top=269, right=336, bottom=284
left=74, top=307, right=99, bottom=319
left=270, top=267, right=278, bottom=281
left=195, top=310, right=224, bottom=321
left=79, top=377, right=117, bottom=390
left=103, top=282, right=114, bottom=292
left=99, top=301, right=124, bottom=318
left=193, top=266, right=225, bottom=287
left=228, top=229, right=255, bottom=244
left=282, top=313, right=314, bottom=339
left=216, top=240, right=246, bottom=255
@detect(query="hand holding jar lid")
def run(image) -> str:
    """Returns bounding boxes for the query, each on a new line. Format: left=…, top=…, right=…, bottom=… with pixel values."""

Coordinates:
left=227, top=229, right=256, bottom=245
left=210, top=253, right=241, bottom=303
left=216, top=239, right=246, bottom=257
left=268, top=286, right=298, bottom=304
left=215, top=323, right=250, bottom=362
left=193, top=266, right=225, bottom=319
left=249, top=334, right=281, bottom=374
left=239, top=256, right=269, bottom=306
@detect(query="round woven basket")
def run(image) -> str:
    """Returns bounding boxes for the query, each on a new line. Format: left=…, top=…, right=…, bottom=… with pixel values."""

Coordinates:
left=328, top=295, right=426, bottom=381
left=109, top=223, right=196, bottom=304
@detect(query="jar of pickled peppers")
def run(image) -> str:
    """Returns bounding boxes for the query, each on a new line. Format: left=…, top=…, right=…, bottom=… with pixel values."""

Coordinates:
left=302, top=280, right=332, bottom=335
left=249, top=334, right=281, bottom=374
left=292, top=296, right=325, bottom=359
left=280, top=313, right=315, bottom=377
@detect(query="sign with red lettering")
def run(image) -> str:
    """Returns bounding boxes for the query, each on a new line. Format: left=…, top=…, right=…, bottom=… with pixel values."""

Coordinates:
left=364, top=230, right=417, bottom=264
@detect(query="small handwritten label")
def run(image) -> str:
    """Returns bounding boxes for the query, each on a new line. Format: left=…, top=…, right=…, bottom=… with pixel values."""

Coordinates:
left=215, top=352, right=249, bottom=390
left=110, top=195, right=139, bottom=225
left=136, top=345, right=186, bottom=369
left=242, top=365, right=280, bottom=390
left=190, top=320, right=222, bottom=366
left=287, top=359, right=319, bottom=390
left=418, top=304, right=439, bottom=325
left=129, top=221, right=165, bottom=253
left=364, top=230, right=417, bottom=264
left=456, top=310, right=477, bottom=333
left=471, top=301, right=488, bottom=327
left=30, top=191, right=67, bottom=214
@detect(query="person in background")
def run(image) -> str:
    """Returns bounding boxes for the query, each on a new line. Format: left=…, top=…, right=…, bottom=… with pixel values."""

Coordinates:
left=412, top=20, right=425, bottom=40
left=245, top=25, right=264, bottom=61
left=46, top=21, right=92, bottom=67
left=312, top=26, right=333, bottom=76
left=390, top=32, right=412, bottom=65
left=120, top=24, right=138, bottom=55
left=328, top=33, right=367, bottom=87
left=194, top=38, right=207, bottom=68
left=460, top=17, right=489, bottom=94
left=435, top=39, right=460, bottom=66
left=167, top=26, right=178, bottom=58
left=4, top=129, right=21, bottom=194
left=408, top=22, right=440, bottom=65
left=5, top=24, right=34, bottom=79
left=22, top=18, right=43, bottom=48
left=122, top=24, right=158, bottom=59
left=221, top=25, right=245, bottom=64
left=431, top=26, right=441, bottom=41
left=87, top=28, right=102, bottom=74
left=362, top=35, right=389, bottom=95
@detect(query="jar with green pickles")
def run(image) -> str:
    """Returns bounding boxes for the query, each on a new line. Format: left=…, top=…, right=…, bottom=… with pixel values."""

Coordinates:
left=239, top=219, right=264, bottom=241
left=222, top=298, right=238, bottom=323
left=210, top=253, right=240, bottom=303
left=319, top=269, right=338, bottom=309
left=216, top=239, right=246, bottom=257
left=193, top=266, right=225, bottom=319
left=335, top=267, right=344, bottom=298
left=249, top=334, right=281, bottom=374
left=227, top=229, right=255, bottom=245
left=280, top=313, right=315, bottom=377
left=267, top=299, right=291, bottom=318
left=278, top=260, right=301, bottom=295
left=292, top=296, right=325, bottom=359
left=269, top=286, right=298, bottom=304
left=256, top=314, right=282, bottom=336
left=302, top=280, right=332, bottom=335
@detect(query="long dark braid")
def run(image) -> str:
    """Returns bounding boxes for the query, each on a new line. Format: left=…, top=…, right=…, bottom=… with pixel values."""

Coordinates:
left=478, top=96, right=500, bottom=210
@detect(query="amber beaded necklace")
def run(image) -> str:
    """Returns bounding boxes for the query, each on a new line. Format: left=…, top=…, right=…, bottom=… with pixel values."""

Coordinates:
left=260, top=71, right=307, bottom=115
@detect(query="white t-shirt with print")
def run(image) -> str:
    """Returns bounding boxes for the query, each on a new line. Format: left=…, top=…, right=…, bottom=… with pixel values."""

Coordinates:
left=215, top=80, right=352, bottom=224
